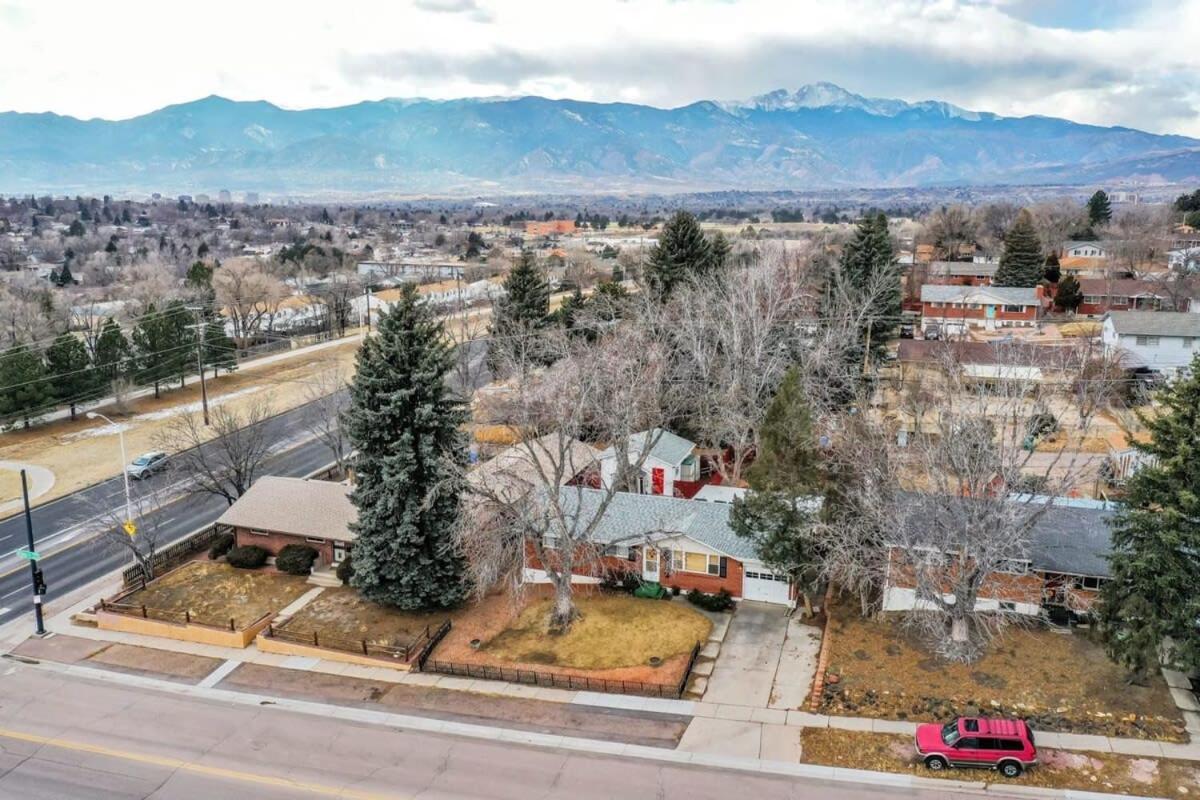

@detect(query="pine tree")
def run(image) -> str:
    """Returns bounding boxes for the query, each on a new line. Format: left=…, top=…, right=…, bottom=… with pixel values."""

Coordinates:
left=1087, top=190, right=1113, bottom=228
left=1098, top=356, right=1200, bottom=681
left=730, top=368, right=823, bottom=612
left=45, top=333, right=95, bottom=420
left=342, top=283, right=470, bottom=610
left=489, top=251, right=551, bottom=372
left=1043, top=251, right=1062, bottom=284
left=644, top=211, right=714, bottom=300
left=94, top=317, right=131, bottom=386
left=0, top=344, right=52, bottom=428
left=839, top=213, right=900, bottom=361
left=993, top=209, right=1044, bottom=287
left=132, top=303, right=177, bottom=398
left=1055, top=274, right=1083, bottom=313
left=556, top=286, right=586, bottom=332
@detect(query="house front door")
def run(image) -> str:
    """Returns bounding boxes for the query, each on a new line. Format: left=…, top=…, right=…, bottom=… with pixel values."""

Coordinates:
left=642, top=547, right=660, bottom=581
left=333, top=544, right=347, bottom=564
left=651, top=467, right=665, bottom=495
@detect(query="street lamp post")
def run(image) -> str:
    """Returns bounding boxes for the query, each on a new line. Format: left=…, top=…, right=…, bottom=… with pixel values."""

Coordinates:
left=87, top=411, right=132, bottom=525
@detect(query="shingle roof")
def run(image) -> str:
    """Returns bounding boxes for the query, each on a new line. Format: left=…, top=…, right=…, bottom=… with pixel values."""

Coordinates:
left=556, top=488, right=759, bottom=560
left=920, top=285, right=1040, bottom=306
left=598, top=428, right=696, bottom=466
left=1077, top=279, right=1169, bottom=298
left=928, top=261, right=998, bottom=276
left=1105, top=311, right=1200, bottom=338
left=216, top=476, right=357, bottom=543
left=468, top=434, right=597, bottom=501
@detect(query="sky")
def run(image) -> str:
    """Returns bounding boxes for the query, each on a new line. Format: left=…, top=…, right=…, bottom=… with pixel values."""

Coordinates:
left=2, top=0, right=1199, bottom=135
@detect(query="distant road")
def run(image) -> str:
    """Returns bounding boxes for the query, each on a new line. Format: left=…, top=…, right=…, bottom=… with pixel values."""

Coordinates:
left=0, top=338, right=490, bottom=628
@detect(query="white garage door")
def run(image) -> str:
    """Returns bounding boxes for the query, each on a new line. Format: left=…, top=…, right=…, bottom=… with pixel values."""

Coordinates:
left=743, top=566, right=792, bottom=605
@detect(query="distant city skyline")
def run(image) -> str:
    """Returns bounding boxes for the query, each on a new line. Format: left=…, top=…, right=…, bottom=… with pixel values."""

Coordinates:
left=1, top=0, right=1198, bottom=136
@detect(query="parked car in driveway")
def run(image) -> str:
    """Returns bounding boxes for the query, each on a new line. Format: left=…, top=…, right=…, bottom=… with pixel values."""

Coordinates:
left=126, top=451, right=169, bottom=480
left=915, top=717, right=1037, bottom=777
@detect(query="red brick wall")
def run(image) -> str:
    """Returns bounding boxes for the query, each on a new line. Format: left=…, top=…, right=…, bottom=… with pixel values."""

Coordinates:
left=921, top=303, right=1039, bottom=323
left=233, top=527, right=336, bottom=565
left=524, top=541, right=746, bottom=597
left=885, top=548, right=1043, bottom=605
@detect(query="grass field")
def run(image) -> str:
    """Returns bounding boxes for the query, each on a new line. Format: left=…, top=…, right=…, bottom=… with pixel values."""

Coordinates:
left=279, top=586, right=450, bottom=647
left=119, top=561, right=310, bottom=629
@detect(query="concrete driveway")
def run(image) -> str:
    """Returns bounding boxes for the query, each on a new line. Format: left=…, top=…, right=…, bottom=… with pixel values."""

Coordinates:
left=703, top=602, right=822, bottom=709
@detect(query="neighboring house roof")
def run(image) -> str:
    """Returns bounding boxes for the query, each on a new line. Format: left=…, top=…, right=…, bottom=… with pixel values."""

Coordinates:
left=1105, top=311, right=1200, bottom=338
left=469, top=434, right=597, bottom=501
left=928, top=261, right=998, bottom=277
left=216, top=476, right=356, bottom=543
left=598, top=428, right=696, bottom=467
left=1029, top=503, right=1115, bottom=578
left=888, top=494, right=1115, bottom=578
left=920, top=285, right=1040, bottom=306
left=1064, top=241, right=1108, bottom=253
left=557, top=487, right=759, bottom=560
left=1077, top=279, right=1170, bottom=298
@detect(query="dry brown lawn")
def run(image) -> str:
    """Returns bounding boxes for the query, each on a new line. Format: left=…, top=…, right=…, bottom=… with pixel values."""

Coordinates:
left=0, top=467, right=23, bottom=506
left=119, top=561, right=310, bottom=629
left=801, top=729, right=1200, bottom=796
left=484, top=594, right=711, bottom=670
left=279, top=586, right=450, bottom=647
left=820, top=604, right=1184, bottom=741
left=429, top=589, right=709, bottom=689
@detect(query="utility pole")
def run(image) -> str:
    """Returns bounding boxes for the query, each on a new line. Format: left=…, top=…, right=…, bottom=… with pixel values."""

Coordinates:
left=186, top=306, right=210, bottom=425
left=20, top=470, right=46, bottom=636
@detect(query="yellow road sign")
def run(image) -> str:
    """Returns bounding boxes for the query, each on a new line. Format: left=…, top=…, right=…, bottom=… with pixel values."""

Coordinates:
left=123, top=520, right=137, bottom=537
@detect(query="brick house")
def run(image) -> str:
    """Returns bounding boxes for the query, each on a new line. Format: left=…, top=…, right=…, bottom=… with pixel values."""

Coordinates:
left=525, top=488, right=798, bottom=605
left=881, top=498, right=1115, bottom=619
left=920, top=285, right=1045, bottom=334
left=1071, top=278, right=1188, bottom=317
left=926, top=261, right=998, bottom=286
left=217, top=476, right=356, bottom=567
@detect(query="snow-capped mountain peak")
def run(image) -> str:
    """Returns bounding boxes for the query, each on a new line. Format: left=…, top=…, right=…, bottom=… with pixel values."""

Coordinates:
left=731, top=82, right=980, bottom=120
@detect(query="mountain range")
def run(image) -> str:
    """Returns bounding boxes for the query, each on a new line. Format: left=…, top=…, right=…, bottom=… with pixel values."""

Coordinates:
left=2, top=82, right=1198, bottom=197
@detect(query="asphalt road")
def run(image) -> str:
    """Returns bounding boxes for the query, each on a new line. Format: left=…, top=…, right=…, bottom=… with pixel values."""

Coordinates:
left=0, top=667, right=963, bottom=800
left=0, top=338, right=490, bottom=628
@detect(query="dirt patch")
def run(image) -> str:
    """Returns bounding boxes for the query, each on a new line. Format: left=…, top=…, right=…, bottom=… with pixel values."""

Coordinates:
left=819, top=603, right=1185, bottom=741
left=801, top=729, right=1200, bottom=796
left=429, top=589, right=707, bottom=690
left=86, top=643, right=224, bottom=681
left=277, top=586, right=450, bottom=648
left=117, top=561, right=310, bottom=629
left=219, top=662, right=687, bottom=748
left=0, top=467, right=23, bottom=505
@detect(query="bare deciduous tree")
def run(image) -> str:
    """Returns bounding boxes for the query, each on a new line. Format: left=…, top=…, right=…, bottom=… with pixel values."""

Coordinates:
left=300, top=361, right=351, bottom=475
left=156, top=393, right=277, bottom=505
left=457, top=307, right=681, bottom=632
left=212, top=257, right=287, bottom=346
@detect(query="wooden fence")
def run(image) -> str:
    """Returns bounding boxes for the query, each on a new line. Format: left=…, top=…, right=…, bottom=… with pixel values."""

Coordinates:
left=264, top=619, right=452, bottom=664
left=121, top=525, right=223, bottom=588
left=99, top=597, right=240, bottom=632
left=423, top=640, right=702, bottom=699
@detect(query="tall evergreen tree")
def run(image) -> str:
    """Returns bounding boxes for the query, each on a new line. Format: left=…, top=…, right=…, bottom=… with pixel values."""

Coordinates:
left=1098, top=356, right=1200, bottom=681
left=45, top=332, right=95, bottom=420
left=489, top=251, right=552, bottom=372
left=94, top=317, right=131, bottom=386
left=1055, top=274, right=1083, bottom=313
left=132, top=303, right=180, bottom=398
left=839, top=213, right=900, bottom=361
left=342, top=283, right=470, bottom=610
left=1087, top=190, right=1113, bottom=227
left=730, top=368, right=823, bottom=612
left=0, top=344, right=52, bottom=428
left=644, top=211, right=714, bottom=300
left=993, top=209, right=1044, bottom=287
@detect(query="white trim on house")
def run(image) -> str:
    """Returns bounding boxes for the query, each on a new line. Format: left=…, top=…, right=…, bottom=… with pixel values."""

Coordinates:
left=881, top=586, right=1040, bottom=617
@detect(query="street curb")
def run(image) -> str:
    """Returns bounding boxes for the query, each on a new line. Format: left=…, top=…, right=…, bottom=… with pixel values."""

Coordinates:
left=9, top=658, right=1168, bottom=800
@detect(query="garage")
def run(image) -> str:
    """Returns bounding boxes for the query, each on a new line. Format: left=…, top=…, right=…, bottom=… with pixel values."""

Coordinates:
left=742, top=564, right=792, bottom=605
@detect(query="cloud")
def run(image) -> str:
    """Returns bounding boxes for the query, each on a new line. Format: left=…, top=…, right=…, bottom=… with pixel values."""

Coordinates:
left=413, top=0, right=493, bottom=22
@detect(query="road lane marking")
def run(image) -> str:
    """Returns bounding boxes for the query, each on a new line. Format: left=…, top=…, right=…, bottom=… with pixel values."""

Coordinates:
left=0, top=726, right=405, bottom=799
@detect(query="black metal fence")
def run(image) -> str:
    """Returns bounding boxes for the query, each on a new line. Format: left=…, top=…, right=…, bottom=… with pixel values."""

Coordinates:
left=423, top=640, right=702, bottom=699
left=99, top=596, right=243, bottom=632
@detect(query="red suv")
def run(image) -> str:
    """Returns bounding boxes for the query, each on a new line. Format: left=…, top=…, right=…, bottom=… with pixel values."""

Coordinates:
left=915, top=717, right=1037, bottom=778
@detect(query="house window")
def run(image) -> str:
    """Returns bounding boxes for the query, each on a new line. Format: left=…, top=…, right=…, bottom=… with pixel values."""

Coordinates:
left=1074, top=575, right=1103, bottom=591
left=673, top=550, right=721, bottom=575
left=1083, top=296, right=1102, bottom=304
left=996, top=559, right=1029, bottom=575
left=604, top=544, right=630, bottom=559
left=542, top=533, right=559, bottom=550
left=305, top=537, right=325, bottom=544
left=998, top=601, right=1017, bottom=612
left=1136, top=335, right=1160, bottom=347
left=1003, top=305, right=1025, bottom=313
left=249, top=529, right=269, bottom=537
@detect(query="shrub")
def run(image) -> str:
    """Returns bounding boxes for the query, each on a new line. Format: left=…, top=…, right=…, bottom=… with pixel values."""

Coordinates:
left=687, top=588, right=734, bottom=612
left=600, top=571, right=641, bottom=594
left=335, top=555, right=354, bottom=584
left=208, top=532, right=235, bottom=560
left=226, top=544, right=269, bottom=569
left=276, top=544, right=318, bottom=575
